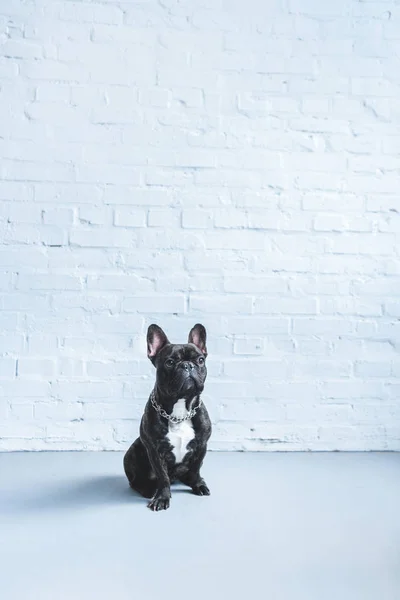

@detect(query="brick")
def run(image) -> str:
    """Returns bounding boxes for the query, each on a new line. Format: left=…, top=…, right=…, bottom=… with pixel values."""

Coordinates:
left=139, top=88, right=170, bottom=108
left=213, top=208, right=247, bottom=229
left=103, top=188, right=170, bottom=206
left=366, top=196, right=399, bottom=212
left=34, top=183, right=103, bottom=204
left=277, top=213, right=312, bottom=232
left=316, top=256, right=378, bottom=275
left=155, top=273, right=191, bottom=293
left=17, top=274, right=83, bottom=291
left=351, top=77, right=397, bottom=96
left=17, top=359, right=56, bottom=378
left=219, top=400, right=284, bottom=422
left=271, top=234, right=325, bottom=257
left=0, top=293, right=50, bottom=312
left=353, top=279, right=400, bottom=296
left=302, top=194, right=364, bottom=212
left=188, top=274, right=223, bottom=293
left=52, top=293, right=118, bottom=313
left=295, top=339, right=331, bottom=356
left=0, top=273, right=15, bottom=292
left=283, top=153, right=347, bottom=172
left=57, top=358, right=85, bottom=379
left=289, top=0, right=350, bottom=17
left=86, top=274, right=153, bottom=293
left=78, top=205, right=109, bottom=226
left=253, top=255, right=312, bottom=273
left=224, top=276, right=288, bottom=294
left=58, top=3, right=123, bottom=25
left=70, top=229, right=136, bottom=248
left=137, top=230, right=204, bottom=251
left=384, top=302, right=400, bottom=317
left=0, top=422, right=45, bottom=440
left=227, top=317, right=290, bottom=335
left=0, top=201, right=41, bottom=224
left=185, top=250, right=250, bottom=273
left=254, top=297, right=318, bottom=315
left=51, top=381, right=123, bottom=401
left=0, top=334, right=25, bottom=355
left=114, top=208, right=147, bottom=228
left=204, top=231, right=266, bottom=250
left=0, top=381, right=50, bottom=397
left=42, top=207, right=74, bottom=226
left=347, top=174, right=399, bottom=195
left=86, top=361, right=140, bottom=378
left=2, top=223, right=40, bottom=245
left=355, top=362, right=392, bottom=378
left=233, top=338, right=264, bottom=355
left=119, top=250, right=182, bottom=272
left=148, top=209, right=179, bottom=228
left=82, top=401, right=140, bottom=421
left=319, top=297, right=383, bottom=317
left=224, top=360, right=289, bottom=379
left=0, top=310, right=20, bottom=332
left=123, top=296, right=185, bottom=314
left=313, top=215, right=346, bottom=232
left=36, top=83, right=71, bottom=102
left=290, top=275, right=351, bottom=297
left=182, top=210, right=214, bottom=229
left=40, top=225, right=68, bottom=246
left=20, top=60, right=88, bottom=83
left=2, top=40, right=42, bottom=59
left=293, top=318, right=354, bottom=336
left=113, top=421, right=141, bottom=444
left=0, top=359, right=16, bottom=378
left=190, top=294, right=252, bottom=314
left=294, top=359, right=351, bottom=378
left=76, top=165, right=141, bottom=185
left=35, top=400, right=83, bottom=420
left=47, top=248, right=116, bottom=270
left=145, top=168, right=194, bottom=187
left=0, top=182, right=33, bottom=202
left=327, top=234, right=394, bottom=256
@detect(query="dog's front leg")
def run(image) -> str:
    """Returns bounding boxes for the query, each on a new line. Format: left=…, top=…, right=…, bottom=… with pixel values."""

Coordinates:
left=144, top=443, right=171, bottom=511
left=182, top=445, right=211, bottom=497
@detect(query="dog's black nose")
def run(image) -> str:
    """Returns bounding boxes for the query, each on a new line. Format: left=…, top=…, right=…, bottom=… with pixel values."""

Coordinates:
left=182, top=361, right=194, bottom=372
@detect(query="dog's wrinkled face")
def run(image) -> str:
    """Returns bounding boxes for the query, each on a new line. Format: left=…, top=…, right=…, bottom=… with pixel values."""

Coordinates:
left=147, top=324, right=207, bottom=398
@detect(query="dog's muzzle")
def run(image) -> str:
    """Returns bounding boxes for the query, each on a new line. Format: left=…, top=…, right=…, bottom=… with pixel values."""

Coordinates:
left=181, top=361, right=194, bottom=372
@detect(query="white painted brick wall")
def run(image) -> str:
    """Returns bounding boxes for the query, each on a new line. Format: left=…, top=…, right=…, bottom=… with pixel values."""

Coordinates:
left=0, top=0, right=400, bottom=451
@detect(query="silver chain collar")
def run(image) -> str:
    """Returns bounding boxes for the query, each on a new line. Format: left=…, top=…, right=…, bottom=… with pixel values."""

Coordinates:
left=150, top=390, right=202, bottom=424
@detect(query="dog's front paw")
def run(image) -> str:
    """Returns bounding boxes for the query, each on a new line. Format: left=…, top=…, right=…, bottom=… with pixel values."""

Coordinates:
left=192, top=482, right=210, bottom=496
left=148, top=488, right=171, bottom=512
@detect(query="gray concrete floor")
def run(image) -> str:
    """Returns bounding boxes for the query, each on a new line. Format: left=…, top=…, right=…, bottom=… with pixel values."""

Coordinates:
left=0, top=452, right=399, bottom=600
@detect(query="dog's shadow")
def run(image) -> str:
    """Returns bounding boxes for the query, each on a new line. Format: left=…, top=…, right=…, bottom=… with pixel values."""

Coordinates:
left=2, top=475, right=145, bottom=516
left=2, top=475, right=195, bottom=517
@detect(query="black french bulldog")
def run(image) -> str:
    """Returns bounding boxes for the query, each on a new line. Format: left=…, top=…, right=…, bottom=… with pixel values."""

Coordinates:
left=123, top=323, right=211, bottom=511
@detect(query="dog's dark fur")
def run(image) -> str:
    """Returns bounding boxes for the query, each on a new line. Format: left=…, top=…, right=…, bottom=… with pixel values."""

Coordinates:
left=123, top=324, right=211, bottom=511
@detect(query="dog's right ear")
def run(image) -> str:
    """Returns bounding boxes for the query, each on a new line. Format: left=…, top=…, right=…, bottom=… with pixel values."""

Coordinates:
left=188, top=323, right=207, bottom=357
left=147, top=324, right=169, bottom=364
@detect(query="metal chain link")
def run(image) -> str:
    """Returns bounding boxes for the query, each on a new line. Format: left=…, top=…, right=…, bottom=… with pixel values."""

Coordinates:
left=150, top=390, right=202, bottom=423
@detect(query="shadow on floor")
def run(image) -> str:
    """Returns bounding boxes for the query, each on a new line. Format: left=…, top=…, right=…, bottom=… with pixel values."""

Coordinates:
left=2, top=475, right=195, bottom=517
left=2, top=475, right=145, bottom=516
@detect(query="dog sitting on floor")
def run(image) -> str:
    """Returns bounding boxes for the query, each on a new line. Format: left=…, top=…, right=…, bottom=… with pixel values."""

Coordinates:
left=123, top=323, right=211, bottom=511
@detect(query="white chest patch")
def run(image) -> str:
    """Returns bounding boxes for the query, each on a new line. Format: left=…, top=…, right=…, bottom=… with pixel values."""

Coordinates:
left=167, top=399, right=195, bottom=464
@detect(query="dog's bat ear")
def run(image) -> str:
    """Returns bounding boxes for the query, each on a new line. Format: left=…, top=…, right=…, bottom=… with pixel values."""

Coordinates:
left=147, top=324, right=169, bottom=363
left=188, top=323, right=207, bottom=357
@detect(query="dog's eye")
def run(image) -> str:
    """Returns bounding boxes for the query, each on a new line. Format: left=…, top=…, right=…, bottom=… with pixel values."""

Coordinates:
left=165, top=359, right=174, bottom=368
left=198, top=357, right=205, bottom=365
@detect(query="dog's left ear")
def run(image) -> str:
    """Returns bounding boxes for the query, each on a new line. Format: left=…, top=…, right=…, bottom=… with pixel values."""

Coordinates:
left=188, top=323, right=207, bottom=357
